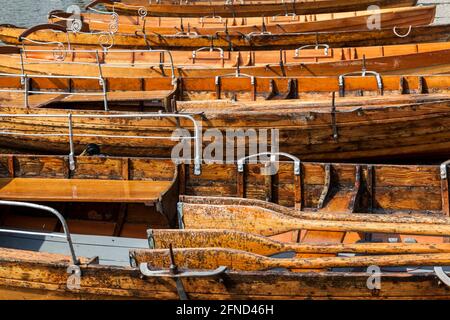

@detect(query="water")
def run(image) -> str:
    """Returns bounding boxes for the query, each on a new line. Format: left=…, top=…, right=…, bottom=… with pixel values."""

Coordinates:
left=0, top=0, right=448, bottom=27
left=0, top=0, right=89, bottom=27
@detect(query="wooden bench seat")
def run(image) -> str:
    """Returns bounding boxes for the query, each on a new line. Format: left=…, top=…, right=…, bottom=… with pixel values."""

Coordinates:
left=0, top=178, right=172, bottom=203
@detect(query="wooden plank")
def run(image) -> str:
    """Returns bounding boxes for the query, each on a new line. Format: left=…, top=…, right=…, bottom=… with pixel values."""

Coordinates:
left=7, top=155, right=14, bottom=178
left=441, top=161, right=450, bottom=216
left=294, top=169, right=302, bottom=210
left=317, top=164, right=331, bottom=209
left=121, top=158, right=130, bottom=180
left=236, top=164, right=245, bottom=198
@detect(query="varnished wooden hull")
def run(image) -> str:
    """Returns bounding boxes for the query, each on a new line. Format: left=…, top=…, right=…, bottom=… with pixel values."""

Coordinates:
left=3, top=43, right=450, bottom=77
left=1, top=93, right=450, bottom=162
left=1, top=256, right=449, bottom=300
left=2, top=24, right=450, bottom=50
left=105, top=0, right=419, bottom=17
left=48, top=6, right=435, bottom=36
left=0, top=152, right=450, bottom=299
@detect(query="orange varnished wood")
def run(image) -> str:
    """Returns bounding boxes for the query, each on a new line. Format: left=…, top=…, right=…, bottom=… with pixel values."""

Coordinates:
left=106, top=0, right=418, bottom=17
left=48, top=6, right=434, bottom=35
left=0, top=178, right=172, bottom=203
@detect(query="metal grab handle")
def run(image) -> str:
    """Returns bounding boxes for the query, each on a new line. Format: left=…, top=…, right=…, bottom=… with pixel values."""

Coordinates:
left=246, top=31, right=272, bottom=38
left=338, top=70, right=383, bottom=97
left=294, top=44, right=330, bottom=58
left=0, top=200, right=79, bottom=265
left=237, top=152, right=301, bottom=175
left=270, top=12, right=297, bottom=22
left=192, top=47, right=224, bottom=62
left=139, top=264, right=227, bottom=278
left=217, top=72, right=255, bottom=81
left=199, top=16, right=224, bottom=25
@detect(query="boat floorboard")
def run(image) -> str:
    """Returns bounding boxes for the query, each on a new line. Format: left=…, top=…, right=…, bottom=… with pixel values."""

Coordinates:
left=0, top=233, right=149, bottom=266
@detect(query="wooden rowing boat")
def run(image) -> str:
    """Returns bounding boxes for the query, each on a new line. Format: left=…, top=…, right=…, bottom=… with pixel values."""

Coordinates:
left=0, top=154, right=450, bottom=299
left=3, top=42, right=450, bottom=77
left=93, top=0, right=419, bottom=17
left=47, top=6, right=436, bottom=36
left=1, top=23, right=450, bottom=50
left=2, top=73, right=450, bottom=161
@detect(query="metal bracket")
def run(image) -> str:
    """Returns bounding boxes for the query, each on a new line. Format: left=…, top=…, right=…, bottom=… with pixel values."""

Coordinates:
left=177, top=202, right=185, bottom=229
left=435, top=267, right=450, bottom=287
left=338, top=70, right=383, bottom=97
left=140, top=263, right=227, bottom=299
left=140, top=264, right=227, bottom=278
left=139, top=244, right=227, bottom=300
left=67, top=113, right=76, bottom=171
left=147, top=229, right=155, bottom=249
left=440, top=160, right=450, bottom=180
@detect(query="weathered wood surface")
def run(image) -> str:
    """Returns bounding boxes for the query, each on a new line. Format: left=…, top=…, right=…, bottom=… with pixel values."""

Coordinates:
left=101, top=0, right=419, bottom=17
left=3, top=24, right=450, bottom=50
left=1, top=247, right=450, bottom=300
left=179, top=202, right=450, bottom=236
left=48, top=6, right=435, bottom=36
left=132, top=247, right=450, bottom=270
left=149, top=229, right=450, bottom=255
left=180, top=196, right=450, bottom=224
